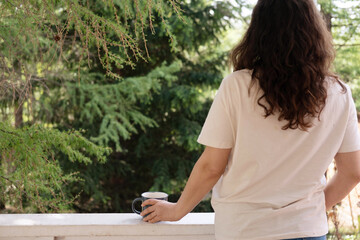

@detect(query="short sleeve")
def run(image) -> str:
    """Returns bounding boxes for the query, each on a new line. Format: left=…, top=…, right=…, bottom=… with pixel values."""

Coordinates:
left=338, top=90, right=360, bottom=153
left=197, top=81, right=234, bottom=149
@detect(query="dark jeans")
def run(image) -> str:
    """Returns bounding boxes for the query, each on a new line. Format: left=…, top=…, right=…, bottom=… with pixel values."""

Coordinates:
left=283, top=235, right=327, bottom=240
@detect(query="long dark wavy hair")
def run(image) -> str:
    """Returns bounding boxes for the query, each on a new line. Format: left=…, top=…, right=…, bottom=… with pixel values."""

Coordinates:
left=231, top=0, right=346, bottom=130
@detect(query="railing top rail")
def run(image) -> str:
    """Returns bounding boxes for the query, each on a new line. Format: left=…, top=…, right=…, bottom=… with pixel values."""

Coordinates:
left=0, top=213, right=215, bottom=238
left=0, top=212, right=214, bottom=226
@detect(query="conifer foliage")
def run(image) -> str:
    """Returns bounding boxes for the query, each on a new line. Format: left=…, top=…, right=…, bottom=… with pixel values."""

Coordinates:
left=1, top=0, right=236, bottom=212
left=0, top=0, right=182, bottom=212
left=0, top=121, right=110, bottom=212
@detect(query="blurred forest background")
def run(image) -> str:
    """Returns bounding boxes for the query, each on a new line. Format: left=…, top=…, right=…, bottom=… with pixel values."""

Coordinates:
left=0, top=0, right=359, bottom=238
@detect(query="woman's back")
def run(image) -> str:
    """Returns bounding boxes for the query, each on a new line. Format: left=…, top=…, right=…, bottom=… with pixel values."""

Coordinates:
left=198, top=69, right=360, bottom=239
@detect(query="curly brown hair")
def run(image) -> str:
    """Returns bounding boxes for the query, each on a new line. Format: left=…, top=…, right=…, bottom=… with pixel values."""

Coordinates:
left=231, top=0, right=346, bottom=130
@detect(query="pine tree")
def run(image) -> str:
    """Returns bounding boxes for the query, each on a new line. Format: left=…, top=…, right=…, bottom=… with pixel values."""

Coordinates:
left=0, top=0, right=182, bottom=212
left=32, top=0, right=236, bottom=212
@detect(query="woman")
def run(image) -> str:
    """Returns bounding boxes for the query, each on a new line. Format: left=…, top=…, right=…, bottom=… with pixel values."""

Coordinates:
left=140, top=0, right=360, bottom=239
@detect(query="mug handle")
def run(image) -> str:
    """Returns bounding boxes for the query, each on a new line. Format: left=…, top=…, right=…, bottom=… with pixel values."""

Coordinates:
left=132, top=197, right=143, bottom=214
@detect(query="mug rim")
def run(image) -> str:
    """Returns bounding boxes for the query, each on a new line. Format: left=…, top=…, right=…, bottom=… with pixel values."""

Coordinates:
left=141, top=191, right=168, bottom=199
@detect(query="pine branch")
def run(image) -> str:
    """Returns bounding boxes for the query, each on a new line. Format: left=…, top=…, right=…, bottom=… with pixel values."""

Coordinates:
left=0, top=128, right=19, bottom=136
left=335, top=43, right=360, bottom=47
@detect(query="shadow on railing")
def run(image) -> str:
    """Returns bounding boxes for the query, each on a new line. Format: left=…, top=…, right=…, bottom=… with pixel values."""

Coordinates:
left=0, top=212, right=215, bottom=240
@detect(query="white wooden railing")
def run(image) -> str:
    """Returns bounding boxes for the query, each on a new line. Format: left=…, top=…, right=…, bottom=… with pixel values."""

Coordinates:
left=0, top=213, right=215, bottom=240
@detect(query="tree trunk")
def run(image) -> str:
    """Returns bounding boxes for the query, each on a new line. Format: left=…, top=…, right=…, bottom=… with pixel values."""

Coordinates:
left=323, top=11, right=332, bottom=31
left=320, top=2, right=332, bottom=31
left=15, top=101, right=23, bottom=128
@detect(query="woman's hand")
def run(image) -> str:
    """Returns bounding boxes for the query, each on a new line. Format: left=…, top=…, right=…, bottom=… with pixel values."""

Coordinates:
left=140, top=199, right=181, bottom=223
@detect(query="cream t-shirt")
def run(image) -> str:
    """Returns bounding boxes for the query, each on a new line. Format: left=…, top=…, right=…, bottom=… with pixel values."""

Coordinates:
left=197, top=69, right=360, bottom=240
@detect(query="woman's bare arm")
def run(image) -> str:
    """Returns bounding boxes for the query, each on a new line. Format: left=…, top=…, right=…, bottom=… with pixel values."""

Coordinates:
left=324, top=150, right=360, bottom=211
left=141, top=146, right=231, bottom=223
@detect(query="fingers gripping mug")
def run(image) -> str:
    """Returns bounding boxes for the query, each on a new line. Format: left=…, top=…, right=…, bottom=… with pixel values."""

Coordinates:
left=132, top=192, right=168, bottom=215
